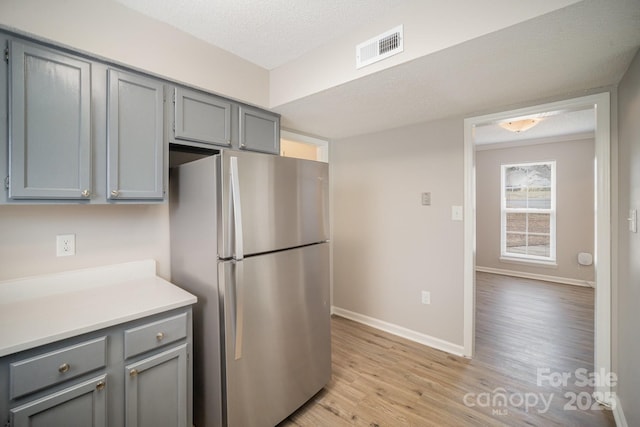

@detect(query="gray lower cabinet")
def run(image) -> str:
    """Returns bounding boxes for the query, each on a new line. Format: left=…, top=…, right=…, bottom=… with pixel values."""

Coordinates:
left=0, top=308, right=193, bottom=427
left=11, top=375, right=107, bottom=427
left=7, top=40, right=92, bottom=200
left=239, top=105, right=280, bottom=154
left=125, top=345, right=188, bottom=427
left=174, top=87, right=231, bottom=147
left=107, top=69, right=165, bottom=200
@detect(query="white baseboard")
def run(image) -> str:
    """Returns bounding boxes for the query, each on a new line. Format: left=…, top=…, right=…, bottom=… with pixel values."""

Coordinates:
left=476, top=266, right=595, bottom=288
left=331, top=306, right=465, bottom=357
left=613, top=395, right=628, bottom=427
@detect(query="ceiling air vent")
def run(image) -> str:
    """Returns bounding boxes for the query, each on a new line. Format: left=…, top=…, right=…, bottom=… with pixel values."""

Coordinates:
left=356, top=25, right=404, bottom=69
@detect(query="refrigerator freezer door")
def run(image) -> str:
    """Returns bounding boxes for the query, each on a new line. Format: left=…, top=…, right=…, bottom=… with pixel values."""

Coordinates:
left=219, top=243, right=331, bottom=427
left=219, top=150, right=329, bottom=259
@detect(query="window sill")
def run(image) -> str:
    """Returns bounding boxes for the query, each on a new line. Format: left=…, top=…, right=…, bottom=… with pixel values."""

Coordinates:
left=499, top=256, right=557, bottom=268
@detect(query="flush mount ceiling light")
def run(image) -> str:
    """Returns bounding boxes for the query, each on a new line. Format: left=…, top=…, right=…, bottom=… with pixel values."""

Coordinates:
left=498, top=118, right=543, bottom=133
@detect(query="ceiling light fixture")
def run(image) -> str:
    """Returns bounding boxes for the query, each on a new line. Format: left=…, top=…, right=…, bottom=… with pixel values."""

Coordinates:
left=498, top=118, right=542, bottom=133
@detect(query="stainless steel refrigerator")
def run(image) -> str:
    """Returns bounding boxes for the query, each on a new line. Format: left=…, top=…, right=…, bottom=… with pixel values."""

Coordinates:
left=169, top=150, right=331, bottom=427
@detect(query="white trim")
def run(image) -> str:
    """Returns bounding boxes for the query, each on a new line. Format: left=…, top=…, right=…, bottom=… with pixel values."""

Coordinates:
left=592, top=92, right=612, bottom=402
left=476, top=266, right=595, bottom=288
left=331, top=307, right=466, bottom=357
left=499, top=256, right=557, bottom=267
left=612, top=395, right=628, bottom=427
left=463, top=116, right=476, bottom=358
left=475, top=131, right=595, bottom=151
left=464, top=93, right=611, bottom=398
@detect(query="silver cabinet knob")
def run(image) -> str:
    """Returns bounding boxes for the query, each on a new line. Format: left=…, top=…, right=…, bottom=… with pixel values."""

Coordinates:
left=156, top=332, right=165, bottom=341
left=58, top=363, right=70, bottom=373
left=96, top=380, right=106, bottom=391
left=81, top=189, right=90, bottom=198
left=129, top=369, right=138, bottom=377
left=110, top=190, right=119, bottom=198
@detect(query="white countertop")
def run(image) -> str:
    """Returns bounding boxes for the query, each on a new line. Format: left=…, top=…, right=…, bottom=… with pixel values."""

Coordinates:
left=0, top=260, right=197, bottom=357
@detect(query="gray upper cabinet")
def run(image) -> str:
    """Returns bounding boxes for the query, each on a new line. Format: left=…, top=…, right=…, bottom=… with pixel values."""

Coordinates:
left=8, top=41, right=92, bottom=200
left=239, top=106, right=280, bottom=154
left=107, top=69, right=165, bottom=200
left=174, top=87, right=231, bottom=147
left=1, top=32, right=284, bottom=204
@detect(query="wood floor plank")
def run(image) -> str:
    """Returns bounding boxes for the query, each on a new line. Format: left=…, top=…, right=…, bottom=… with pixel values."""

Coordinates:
left=278, top=273, right=615, bottom=426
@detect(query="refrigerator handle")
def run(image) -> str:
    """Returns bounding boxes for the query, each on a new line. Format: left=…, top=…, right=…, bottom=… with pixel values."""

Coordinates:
left=230, top=156, right=244, bottom=260
left=233, top=261, right=244, bottom=360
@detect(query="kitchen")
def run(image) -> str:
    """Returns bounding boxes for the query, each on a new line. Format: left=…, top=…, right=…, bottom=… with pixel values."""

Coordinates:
left=1, top=1, right=640, bottom=426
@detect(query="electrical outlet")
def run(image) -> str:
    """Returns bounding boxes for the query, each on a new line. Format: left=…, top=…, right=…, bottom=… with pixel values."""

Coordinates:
left=421, top=290, right=431, bottom=305
left=56, top=234, right=76, bottom=257
left=421, top=192, right=431, bottom=206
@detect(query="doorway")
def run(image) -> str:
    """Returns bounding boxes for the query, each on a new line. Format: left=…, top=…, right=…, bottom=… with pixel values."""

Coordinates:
left=280, top=130, right=329, bottom=162
left=462, top=93, right=612, bottom=404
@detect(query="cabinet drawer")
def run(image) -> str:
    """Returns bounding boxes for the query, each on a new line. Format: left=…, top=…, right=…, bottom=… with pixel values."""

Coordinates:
left=10, top=337, right=106, bottom=399
left=124, top=313, right=187, bottom=359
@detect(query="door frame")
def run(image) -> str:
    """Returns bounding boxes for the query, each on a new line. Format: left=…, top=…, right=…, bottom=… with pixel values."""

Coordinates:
left=462, top=92, right=612, bottom=403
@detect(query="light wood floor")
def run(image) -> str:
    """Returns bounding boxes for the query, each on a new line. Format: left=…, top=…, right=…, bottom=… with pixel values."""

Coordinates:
left=279, top=272, right=615, bottom=427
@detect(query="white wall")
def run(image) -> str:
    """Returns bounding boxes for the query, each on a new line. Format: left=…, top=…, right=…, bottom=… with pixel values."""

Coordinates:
left=476, top=138, right=595, bottom=284
left=0, top=0, right=272, bottom=283
left=616, top=47, right=640, bottom=427
left=0, top=204, right=170, bottom=281
left=331, top=118, right=464, bottom=347
left=0, top=0, right=269, bottom=107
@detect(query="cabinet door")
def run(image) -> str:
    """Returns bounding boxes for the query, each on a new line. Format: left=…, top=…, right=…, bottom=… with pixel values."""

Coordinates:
left=107, top=69, right=164, bottom=200
left=11, top=375, right=107, bottom=427
left=8, top=41, right=92, bottom=199
left=174, top=87, right=231, bottom=147
left=125, top=344, right=187, bottom=427
left=238, top=106, right=280, bottom=154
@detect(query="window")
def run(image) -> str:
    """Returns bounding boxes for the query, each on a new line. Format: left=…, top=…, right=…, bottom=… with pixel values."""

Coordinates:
left=501, top=161, right=556, bottom=263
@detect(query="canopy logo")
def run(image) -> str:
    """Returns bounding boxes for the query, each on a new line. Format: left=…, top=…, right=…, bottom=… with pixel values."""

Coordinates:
left=462, top=368, right=617, bottom=415
left=463, top=388, right=553, bottom=415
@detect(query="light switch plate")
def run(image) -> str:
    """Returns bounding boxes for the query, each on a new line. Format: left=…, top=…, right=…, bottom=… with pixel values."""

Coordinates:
left=421, top=192, right=431, bottom=206
left=451, top=205, right=463, bottom=221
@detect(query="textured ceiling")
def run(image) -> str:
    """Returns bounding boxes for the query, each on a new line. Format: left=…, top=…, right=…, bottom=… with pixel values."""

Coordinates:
left=273, top=0, right=640, bottom=139
left=113, top=0, right=404, bottom=70
left=474, top=109, right=595, bottom=145
left=114, top=0, right=640, bottom=140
